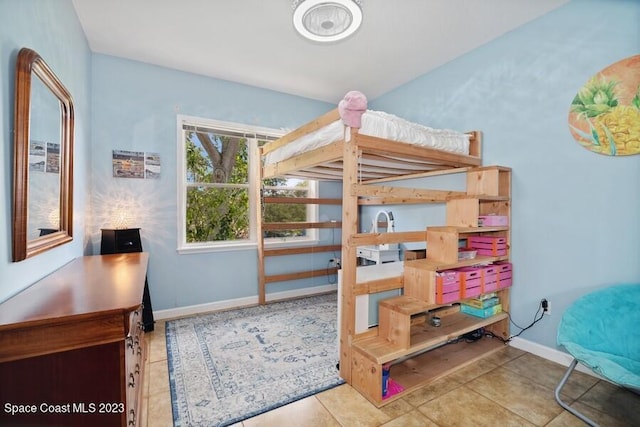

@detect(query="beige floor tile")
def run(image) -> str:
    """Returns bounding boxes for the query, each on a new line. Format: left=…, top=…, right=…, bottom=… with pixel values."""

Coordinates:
left=138, top=391, right=149, bottom=427
left=502, top=353, right=599, bottom=400
left=146, top=389, right=174, bottom=427
left=148, top=360, right=171, bottom=394
left=466, top=366, right=563, bottom=425
left=547, top=400, right=631, bottom=427
left=141, top=353, right=151, bottom=398
left=417, top=385, right=535, bottom=426
left=379, top=398, right=414, bottom=419
left=577, top=380, right=640, bottom=425
left=147, top=330, right=168, bottom=363
left=316, top=384, right=391, bottom=426
left=242, top=396, right=340, bottom=427
left=149, top=338, right=168, bottom=360
left=402, top=376, right=462, bottom=407
left=380, top=409, right=438, bottom=427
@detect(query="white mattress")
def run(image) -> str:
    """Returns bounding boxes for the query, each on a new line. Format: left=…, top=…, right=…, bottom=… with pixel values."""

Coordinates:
left=264, top=110, right=470, bottom=165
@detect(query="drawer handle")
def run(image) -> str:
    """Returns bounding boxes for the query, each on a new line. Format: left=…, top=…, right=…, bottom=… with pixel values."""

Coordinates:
left=129, top=373, right=135, bottom=388
left=135, top=363, right=140, bottom=375
left=137, top=346, right=142, bottom=356
left=129, top=409, right=136, bottom=426
left=127, top=337, right=133, bottom=349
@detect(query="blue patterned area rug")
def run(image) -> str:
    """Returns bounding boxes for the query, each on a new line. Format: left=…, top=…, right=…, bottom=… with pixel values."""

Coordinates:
left=166, top=293, right=343, bottom=426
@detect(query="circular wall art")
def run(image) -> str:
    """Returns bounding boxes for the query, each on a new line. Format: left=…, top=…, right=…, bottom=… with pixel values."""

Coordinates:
left=568, top=55, right=640, bottom=156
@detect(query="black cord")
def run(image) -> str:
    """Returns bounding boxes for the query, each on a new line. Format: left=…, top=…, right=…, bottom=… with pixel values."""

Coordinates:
left=504, top=310, right=529, bottom=330
left=494, top=303, right=545, bottom=343
left=483, top=330, right=510, bottom=344
left=327, top=259, right=337, bottom=285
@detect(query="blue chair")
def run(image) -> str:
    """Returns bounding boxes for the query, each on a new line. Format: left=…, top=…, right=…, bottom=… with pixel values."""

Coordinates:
left=555, top=283, right=640, bottom=426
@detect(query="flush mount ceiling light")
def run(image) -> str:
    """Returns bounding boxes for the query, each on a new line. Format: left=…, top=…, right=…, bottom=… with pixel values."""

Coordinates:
left=292, top=0, right=363, bottom=43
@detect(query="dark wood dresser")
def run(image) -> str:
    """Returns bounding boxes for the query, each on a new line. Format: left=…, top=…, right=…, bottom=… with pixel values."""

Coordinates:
left=0, top=253, right=148, bottom=426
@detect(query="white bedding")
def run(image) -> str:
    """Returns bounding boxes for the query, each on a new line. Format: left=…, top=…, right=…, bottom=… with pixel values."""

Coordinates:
left=264, top=110, right=470, bottom=165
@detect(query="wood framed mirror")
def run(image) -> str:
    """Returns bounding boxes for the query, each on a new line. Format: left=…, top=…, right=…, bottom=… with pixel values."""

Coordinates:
left=13, top=48, right=74, bottom=262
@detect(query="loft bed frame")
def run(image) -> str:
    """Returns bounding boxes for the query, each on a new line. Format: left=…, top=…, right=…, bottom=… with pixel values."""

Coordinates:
left=257, top=107, right=484, bottom=386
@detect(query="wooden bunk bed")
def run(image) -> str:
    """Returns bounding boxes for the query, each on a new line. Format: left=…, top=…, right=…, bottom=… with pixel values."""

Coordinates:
left=257, top=106, right=512, bottom=406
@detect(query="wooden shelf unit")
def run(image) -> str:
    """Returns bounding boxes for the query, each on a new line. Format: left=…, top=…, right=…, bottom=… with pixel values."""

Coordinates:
left=349, top=166, right=512, bottom=407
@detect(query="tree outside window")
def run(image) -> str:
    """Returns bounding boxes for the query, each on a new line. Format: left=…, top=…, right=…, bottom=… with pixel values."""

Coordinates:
left=178, top=117, right=316, bottom=251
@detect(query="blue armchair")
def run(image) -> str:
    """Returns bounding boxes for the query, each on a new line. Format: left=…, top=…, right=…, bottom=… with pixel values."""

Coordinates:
left=555, top=283, right=640, bottom=426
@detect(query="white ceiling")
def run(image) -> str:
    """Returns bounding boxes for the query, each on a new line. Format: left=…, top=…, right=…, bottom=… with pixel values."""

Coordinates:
left=72, top=0, right=569, bottom=103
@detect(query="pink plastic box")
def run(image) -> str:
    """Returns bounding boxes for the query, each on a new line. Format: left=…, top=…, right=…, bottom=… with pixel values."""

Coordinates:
left=463, top=285, right=482, bottom=298
left=468, top=236, right=508, bottom=257
left=482, top=278, right=498, bottom=293
left=495, top=262, right=513, bottom=289
left=475, top=265, right=498, bottom=293
left=478, top=215, right=508, bottom=227
left=436, top=270, right=461, bottom=304
left=437, top=290, right=461, bottom=304
left=456, top=267, right=482, bottom=298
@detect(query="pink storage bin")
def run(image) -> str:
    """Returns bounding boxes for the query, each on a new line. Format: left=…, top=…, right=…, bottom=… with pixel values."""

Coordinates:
left=437, top=290, right=461, bottom=304
left=463, top=285, right=482, bottom=298
left=456, top=267, right=482, bottom=296
left=456, top=266, right=480, bottom=281
left=436, top=270, right=461, bottom=304
left=498, top=274, right=512, bottom=289
left=476, top=248, right=508, bottom=256
left=495, top=262, right=513, bottom=289
left=478, top=215, right=508, bottom=226
left=469, top=236, right=507, bottom=245
left=478, top=265, right=498, bottom=293
left=468, top=236, right=508, bottom=257
left=477, top=265, right=497, bottom=282
left=482, top=279, right=498, bottom=293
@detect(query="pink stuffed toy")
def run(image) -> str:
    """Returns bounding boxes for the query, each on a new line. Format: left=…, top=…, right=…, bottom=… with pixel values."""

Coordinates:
left=338, top=91, right=367, bottom=128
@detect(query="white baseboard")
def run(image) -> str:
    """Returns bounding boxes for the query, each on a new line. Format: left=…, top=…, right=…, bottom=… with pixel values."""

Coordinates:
left=510, top=337, right=603, bottom=379
left=153, top=284, right=337, bottom=321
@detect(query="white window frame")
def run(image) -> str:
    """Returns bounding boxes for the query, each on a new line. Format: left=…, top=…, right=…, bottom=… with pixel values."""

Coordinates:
left=176, top=115, right=318, bottom=254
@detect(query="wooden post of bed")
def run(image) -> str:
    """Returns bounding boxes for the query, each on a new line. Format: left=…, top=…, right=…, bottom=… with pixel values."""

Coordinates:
left=339, top=128, right=359, bottom=383
left=256, top=145, right=267, bottom=305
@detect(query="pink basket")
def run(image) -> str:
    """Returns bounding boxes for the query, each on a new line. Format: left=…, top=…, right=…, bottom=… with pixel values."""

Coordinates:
left=483, top=280, right=498, bottom=293
left=436, top=271, right=461, bottom=303
left=463, top=285, right=482, bottom=298
left=478, top=215, right=508, bottom=226
left=468, top=236, right=508, bottom=257
left=437, top=291, right=461, bottom=304
left=495, top=262, right=513, bottom=289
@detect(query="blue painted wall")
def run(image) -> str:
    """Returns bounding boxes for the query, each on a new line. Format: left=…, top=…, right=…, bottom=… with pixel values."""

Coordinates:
left=89, top=54, right=335, bottom=310
left=371, top=0, right=640, bottom=349
left=0, top=0, right=91, bottom=302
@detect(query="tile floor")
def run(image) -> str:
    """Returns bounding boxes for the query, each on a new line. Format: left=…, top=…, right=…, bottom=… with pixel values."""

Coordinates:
left=141, top=320, right=639, bottom=426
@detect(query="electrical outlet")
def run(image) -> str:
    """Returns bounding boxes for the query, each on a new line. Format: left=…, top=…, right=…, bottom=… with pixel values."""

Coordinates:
left=541, top=298, right=550, bottom=315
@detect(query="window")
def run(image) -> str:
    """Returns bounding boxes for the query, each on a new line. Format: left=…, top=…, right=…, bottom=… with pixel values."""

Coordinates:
left=177, top=115, right=317, bottom=253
